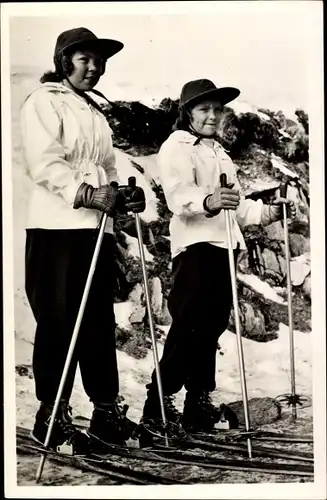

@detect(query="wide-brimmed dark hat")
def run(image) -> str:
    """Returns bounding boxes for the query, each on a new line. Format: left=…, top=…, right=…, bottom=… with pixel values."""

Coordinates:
left=54, top=27, right=124, bottom=60
left=179, top=79, right=240, bottom=108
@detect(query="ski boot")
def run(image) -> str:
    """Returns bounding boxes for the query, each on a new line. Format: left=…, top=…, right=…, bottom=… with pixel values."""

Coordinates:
left=31, top=400, right=91, bottom=456
left=87, top=398, right=137, bottom=450
left=182, top=391, right=239, bottom=433
left=137, top=392, right=184, bottom=448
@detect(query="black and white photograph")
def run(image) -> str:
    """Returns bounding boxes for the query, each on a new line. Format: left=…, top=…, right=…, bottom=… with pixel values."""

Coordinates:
left=1, top=1, right=325, bottom=498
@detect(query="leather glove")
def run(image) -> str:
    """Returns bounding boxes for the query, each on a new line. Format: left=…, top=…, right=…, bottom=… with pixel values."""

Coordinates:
left=261, top=198, right=297, bottom=226
left=204, top=184, right=240, bottom=216
left=117, top=185, right=146, bottom=214
left=73, top=182, right=118, bottom=216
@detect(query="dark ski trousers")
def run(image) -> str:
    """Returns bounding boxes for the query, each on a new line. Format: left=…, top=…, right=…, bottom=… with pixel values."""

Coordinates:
left=25, top=228, right=118, bottom=404
left=147, top=242, right=238, bottom=396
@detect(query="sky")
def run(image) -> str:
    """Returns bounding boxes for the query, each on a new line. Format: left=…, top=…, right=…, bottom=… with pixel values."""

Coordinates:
left=5, top=2, right=324, bottom=114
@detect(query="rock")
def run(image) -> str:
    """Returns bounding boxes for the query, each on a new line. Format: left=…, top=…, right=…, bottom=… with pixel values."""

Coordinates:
left=287, top=184, right=309, bottom=223
left=161, top=298, right=172, bottom=326
left=261, top=248, right=282, bottom=276
left=227, top=397, right=281, bottom=426
left=276, top=254, right=287, bottom=277
left=264, top=221, right=285, bottom=242
left=302, top=274, right=311, bottom=299
left=240, top=302, right=266, bottom=340
left=288, top=233, right=310, bottom=257
left=237, top=250, right=250, bottom=273
left=15, top=364, right=33, bottom=378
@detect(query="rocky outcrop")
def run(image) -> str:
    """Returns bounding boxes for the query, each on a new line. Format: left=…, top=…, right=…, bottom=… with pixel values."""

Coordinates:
left=103, top=99, right=310, bottom=354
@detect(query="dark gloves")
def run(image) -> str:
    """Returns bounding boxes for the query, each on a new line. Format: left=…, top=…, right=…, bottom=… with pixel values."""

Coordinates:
left=204, top=185, right=240, bottom=216
left=116, top=185, right=146, bottom=214
left=73, top=182, right=118, bottom=216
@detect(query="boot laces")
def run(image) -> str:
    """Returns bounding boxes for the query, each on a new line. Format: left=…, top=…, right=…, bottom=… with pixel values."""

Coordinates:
left=95, top=399, right=128, bottom=424
left=47, top=402, right=78, bottom=444
left=164, top=395, right=181, bottom=418
left=198, top=392, right=216, bottom=412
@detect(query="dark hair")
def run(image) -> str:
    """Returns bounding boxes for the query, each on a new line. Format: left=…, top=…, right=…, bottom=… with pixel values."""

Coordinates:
left=40, top=47, right=106, bottom=84
left=172, top=106, right=192, bottom=132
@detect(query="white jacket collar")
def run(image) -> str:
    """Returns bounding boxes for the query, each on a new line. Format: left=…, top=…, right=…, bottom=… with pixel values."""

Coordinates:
left=170, top=130, right=227, bottom=151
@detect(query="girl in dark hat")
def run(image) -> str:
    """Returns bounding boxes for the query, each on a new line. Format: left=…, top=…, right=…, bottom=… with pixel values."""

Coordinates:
left=141, top=79, right=297, bottom=433
left=20, top=27, right=145, bottom=453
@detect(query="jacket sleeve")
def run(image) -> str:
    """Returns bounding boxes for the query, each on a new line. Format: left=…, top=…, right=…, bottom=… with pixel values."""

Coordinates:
left=102, top=122, right=119, bottom=184
left=217, top=146, right=263, bottom=228
left=234, top=175, right=264, bottom=228
left=158, top=140, right=209, bottom=217
left=20, top=90, right=84, bottom=206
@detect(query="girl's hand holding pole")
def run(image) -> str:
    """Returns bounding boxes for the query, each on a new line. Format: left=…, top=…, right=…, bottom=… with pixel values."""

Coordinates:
left=204, top=184, right=240, bottom=216
left=269, top=198, right=297, bottom=221
left=73, top=182, right=118, bottom=215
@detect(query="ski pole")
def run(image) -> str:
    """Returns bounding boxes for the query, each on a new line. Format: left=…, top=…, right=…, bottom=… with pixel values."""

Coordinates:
left=35, top=211, right=108, bottom=483
left=220, top=173, right=252, bottom=459
left=281, top=182, right=297, bottom=420
left=275, top=183, right=311, bottom=416
left=128, top=177, right=169, bottom=447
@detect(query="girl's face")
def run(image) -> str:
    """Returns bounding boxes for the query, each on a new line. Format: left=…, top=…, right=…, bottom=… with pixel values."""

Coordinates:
left=68, top=49, right=105, bottom=91
left=190, top=100, right=223, bottom=136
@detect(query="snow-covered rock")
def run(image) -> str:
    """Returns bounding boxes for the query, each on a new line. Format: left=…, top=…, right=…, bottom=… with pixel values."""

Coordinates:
left=238, top=273, right=285, bottom=304
left=290, top=253, right=311, bottom=286
left=271, top=154, right=299, bottom=179
left=121, top=231, right=154, bottom=262
left=128, top=283, right=145, bottom=324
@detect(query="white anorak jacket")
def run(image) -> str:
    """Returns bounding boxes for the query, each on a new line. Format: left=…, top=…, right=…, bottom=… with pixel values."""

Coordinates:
left=20, top=82, right=117, bottom=233
left=158, top=130, right=266, bottom=258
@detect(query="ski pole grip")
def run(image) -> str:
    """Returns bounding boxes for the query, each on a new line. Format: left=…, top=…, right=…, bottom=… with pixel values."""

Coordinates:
left=280, top=182, right=288, bottom=199
left=128, top=176, right=136, bottom=190
left=220, top=173, right=227, bottom=188
left=205, top=173, right=229, bottom=219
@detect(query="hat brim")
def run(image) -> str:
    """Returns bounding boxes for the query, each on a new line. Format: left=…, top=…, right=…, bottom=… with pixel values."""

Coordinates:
left=62, top=38, right=124, bottom=60
left=184, top=87, right=240, bottom=107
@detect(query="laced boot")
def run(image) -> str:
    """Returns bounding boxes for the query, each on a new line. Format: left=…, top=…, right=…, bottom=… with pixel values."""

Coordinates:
left=142, top=392, right=182, bottom=425
left=182, top=391, right=239, bottom=433
left=31, top=400, right=91, bottom=455
left=137, top=393, right=183, bottom=447
left=87, top=398, right=137, bottom=447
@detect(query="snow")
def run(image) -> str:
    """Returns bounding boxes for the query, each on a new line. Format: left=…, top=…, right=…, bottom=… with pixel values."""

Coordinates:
left=99, top=82, right=179, bottom=109
left=15, top=323, right=312, bottom=430
left=121, top=231, right=154, bottom=262
left=228, top=100, right=270, bottom=121
left=216, top=325, right=311, bottom=404
left=278, top=128, right=292, bottom=139
left=238, top=273, right=285, bottom=304
left=270, top=154, right=299, bottom=179
left=257, top=111, right=271, bottom=121
left=244, top=180, right=280, bottom=196
left=114, top=302, right=136, bottom=330
left=290, top=252, right=311, bottom=286
left=133, top=154, right=161, bottom=186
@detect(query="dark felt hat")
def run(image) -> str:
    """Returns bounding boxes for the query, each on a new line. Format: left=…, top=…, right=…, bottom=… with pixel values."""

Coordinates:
left=179, top=79, right=240, bottom=108
left=54, top=27, right=124, bottom=60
